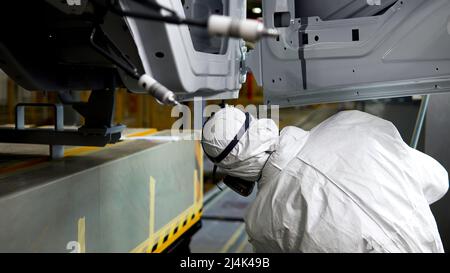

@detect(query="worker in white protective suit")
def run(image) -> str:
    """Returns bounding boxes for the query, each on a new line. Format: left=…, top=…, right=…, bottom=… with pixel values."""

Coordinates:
left=201, top=107, right=449, bottom=253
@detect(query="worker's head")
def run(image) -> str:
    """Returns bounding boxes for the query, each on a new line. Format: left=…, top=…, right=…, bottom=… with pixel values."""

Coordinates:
left=202, top=107, right=279, bottom=182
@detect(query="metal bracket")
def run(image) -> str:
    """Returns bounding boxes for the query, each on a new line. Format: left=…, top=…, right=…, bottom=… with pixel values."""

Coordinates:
left=239, top=41, right=248, bottom=84
left=0, top=90, right=126, bottom=159
left=72, top=89, right=126, bottom=136
left=410, top=95, right=431, bottom=149
left=15, top=103, right=65, bottom=159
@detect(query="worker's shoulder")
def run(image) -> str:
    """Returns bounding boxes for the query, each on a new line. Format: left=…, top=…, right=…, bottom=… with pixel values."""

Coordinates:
left=280, top=126, right=309, bottom=140
left=278, top=126, right=309, bottom=153
left=319, top=110, right=393, bottom=127
left=298, top=110, right=407, bottom=163
left=310, top=110, right=399, bottom=140
left=260, top=127, right=310, bottom=179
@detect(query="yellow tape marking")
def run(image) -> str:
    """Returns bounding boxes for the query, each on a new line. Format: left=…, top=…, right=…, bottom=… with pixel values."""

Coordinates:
left=0, top=158, right=48, bottom=175
left=194, top=169, right=199, bottom=203
left=194, top=140, right=204, bottom=202
left=220, top=224, right=245, bottom=253
left=148, top=176, right=156, bottom=253
left=64, top=129, right=158, bottom=157
left=78, top=217, right=86, bottom=253
left=236, top=235, right=249, bottom=253
left=195, top=141, right=204, bottom=183
left=126, top=129, right=158, bottom=138
left=130, top=140, right=204, bottom=253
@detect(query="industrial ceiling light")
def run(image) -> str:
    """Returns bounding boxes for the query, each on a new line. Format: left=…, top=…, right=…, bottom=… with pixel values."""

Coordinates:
left=251, top=7, right=262, bottom=14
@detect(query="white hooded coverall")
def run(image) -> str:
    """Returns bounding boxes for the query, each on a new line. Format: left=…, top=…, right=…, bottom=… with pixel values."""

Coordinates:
left=202, top=108, right=449, bottom=253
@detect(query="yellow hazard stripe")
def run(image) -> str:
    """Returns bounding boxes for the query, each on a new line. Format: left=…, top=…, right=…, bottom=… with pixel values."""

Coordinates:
left=64, top=129, right=158, bottom=157
left=130, top=204, right=203, bottom=253
left=131, top=141, right=204, bottom=253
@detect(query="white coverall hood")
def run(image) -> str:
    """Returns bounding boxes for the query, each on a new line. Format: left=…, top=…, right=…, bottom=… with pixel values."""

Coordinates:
left=202, top=107, right=279, bottom=181
left=245, top=110, right=448, bottom=253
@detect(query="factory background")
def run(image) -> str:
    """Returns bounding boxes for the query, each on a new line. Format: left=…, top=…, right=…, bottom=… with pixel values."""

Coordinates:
left=0, top=0, right=449, bottom=253
left=1, top=69, right=449, bottom=253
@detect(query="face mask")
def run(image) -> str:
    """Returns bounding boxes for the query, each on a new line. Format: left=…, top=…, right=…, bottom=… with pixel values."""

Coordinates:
left=202, top=112, right=256, bottom=197
left=223, top=174, right=256, bottom=197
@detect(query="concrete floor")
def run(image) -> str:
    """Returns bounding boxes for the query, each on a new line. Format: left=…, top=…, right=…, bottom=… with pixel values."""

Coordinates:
left=191, top=188, right=255, bottom=253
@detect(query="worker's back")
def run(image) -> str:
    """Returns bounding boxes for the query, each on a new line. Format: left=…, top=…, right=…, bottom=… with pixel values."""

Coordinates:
left=245, top=111, right=448, bottom=253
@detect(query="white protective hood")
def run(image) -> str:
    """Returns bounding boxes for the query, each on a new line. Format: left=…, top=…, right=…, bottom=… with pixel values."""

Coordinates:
left=245, top=110, right=449, bottom=253
left=202, top=107, right=279, bottom=181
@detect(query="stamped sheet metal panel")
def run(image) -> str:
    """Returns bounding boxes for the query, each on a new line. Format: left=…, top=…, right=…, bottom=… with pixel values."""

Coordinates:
left=0, top=131, right=201, bottom=252
left=251, top=0, right=450, bottom=107
left=121, top=0, right=245, bottom=100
